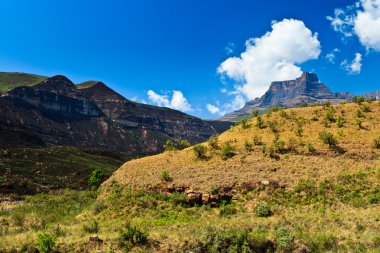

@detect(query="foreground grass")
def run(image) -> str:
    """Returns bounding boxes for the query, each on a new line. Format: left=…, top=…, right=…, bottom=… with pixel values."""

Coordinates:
left=1, top=168, right=380, bottom=252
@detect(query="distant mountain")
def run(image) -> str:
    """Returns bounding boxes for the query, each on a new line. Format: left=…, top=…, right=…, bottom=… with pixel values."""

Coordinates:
left=220, top=72, right=378, bottom=121
left=0, top=74, right=232, bottom=159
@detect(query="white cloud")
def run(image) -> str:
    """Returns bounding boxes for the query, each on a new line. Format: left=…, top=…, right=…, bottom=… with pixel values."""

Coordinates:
left=326, top=48, right=341, bottom=63
left=217, top=19, right=321, bottom=100
left=206, top=104, right=220, bottom=114
left=341, top=53, right=362, bottom=74
left=147, top=90, right=193, bottom=112
left=207, top=95, right=246, bottom=116
left=328, top=0, right=380, bottom=51
left=225, top=42, right=236, bottom=55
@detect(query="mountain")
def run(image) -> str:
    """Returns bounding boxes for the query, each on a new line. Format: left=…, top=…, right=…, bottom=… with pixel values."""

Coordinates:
left=0, top=74, right=231, bottom=157
left=220, top=72, right=378, bottom=121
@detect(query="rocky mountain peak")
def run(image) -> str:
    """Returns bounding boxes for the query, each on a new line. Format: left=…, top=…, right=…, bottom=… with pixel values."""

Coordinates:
left=299, top=72, right=319, bottom=82
left=34, top=75, right=76, bottom=95
left=78, top=81, right=126, bottom=102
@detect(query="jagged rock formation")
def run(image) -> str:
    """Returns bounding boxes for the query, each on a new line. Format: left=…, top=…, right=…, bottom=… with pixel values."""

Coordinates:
left=0, top=75, right=232, bottom=158
left=220, top=72, right=377, bottom=121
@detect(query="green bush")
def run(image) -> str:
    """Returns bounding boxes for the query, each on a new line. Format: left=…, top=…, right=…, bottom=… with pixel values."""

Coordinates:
left=37, top=232, right=56, bottom=253
left=251, top=109, right=259, bottom=117
left=267, top=120, right=279, bottom=133
left=88, top=169, right=105, bottom=188
left=354, top=117, right=364, bottom=129
left=118, top=224, right=148, bottom=250
left=240, top=118, right=250, bottom=129
left=294, top=125, right=303, bottom=137
left=208, top=135, right=219, bottom=149
left=361, top=102, right=371, bottom=112
left=275, top=226, right=294, bottom=251
left=356, top=109, right=364, bottom=118
left=319, top=131, right=338, bottom=147
left=210, top=184, right=220, bottom=195
left=324, top=108, right=335, bottom=123
left=253, top=135, right=263, bottom=145
left=256, top=115, right=265, bottom=129
left=161, top=170, right=173, bottom=182
left=177, top=139, right=191, bottom=149
left=306, top=142, right=315, bottom=153
left=353, top=96, right=365, bottom=105
left=243, top=139, right=253, bottom=151
left=163, top=139, right=177, bottom=151
left=193, top=144, right=207, bottom=159
left=373, top=136, right=380, bottom=149
left=336, top=115, right=346, bottom=128
left=82, top=219, right=99, bottom=234
left=220, top=143, right=235, bottom=160
left=220, top=202, right=237, bottom=217
left=254, top=202, right=272, bottom=217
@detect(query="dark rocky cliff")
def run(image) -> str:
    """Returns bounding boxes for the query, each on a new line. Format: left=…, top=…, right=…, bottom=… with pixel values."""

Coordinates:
left=0, top=75, right=232, bottom=158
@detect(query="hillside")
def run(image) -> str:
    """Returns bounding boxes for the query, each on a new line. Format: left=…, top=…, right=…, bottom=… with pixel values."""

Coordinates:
left=1, top=101, right=379, bottom=252
left=0, top=72, right=47, bottom=93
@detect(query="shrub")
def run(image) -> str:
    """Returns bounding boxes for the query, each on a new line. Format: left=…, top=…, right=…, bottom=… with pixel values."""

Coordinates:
left=82, top=219, right=99, bottom=234
left=353, top=96, right=365, bottom=105
left=254, top=202, right=272, bottom=217
left=306, top=142, right=315, bottom=153
left=275, top=227, right=294, bottom=251
left=267, top=120, right=279, bottom=133
left=251, top=109, right=259, bottom=117
left=256, top=115, right=265, bottom=129
left=220, top=143, right=234, bottom=160
left=336, top=115, right=346, bottom=128
left=243, top=140, right=253, bottom=151
left=118, top=224, right=148, bottom=249
left=220, top=203, right=237, bottom=217
left=88, top=169, right=105, bottom=188
left=177, top=139, right=191, bottom=149
left=361, top=102, right=371, bottom=112
left=373, top=137, right=380, bottom=149
left=163, top=139, right=177, bottom=151
left=240, top=119, right=250, bottom=129
left=92, top=201, right=107, bottom=214
left=287, top=137, right=298, bottom=152
left=37, top=232, right=55, bottom=253
left=294, top=125, right=303, bottom=137
left=356, top=109, right=364, bottom=118
left=253, top=135, right=263, bottom=145
left=324, top=108, right=335, bottom=123
left=319, top=131, right=338, bottom=147
left=208, top=135, right=219, bottom=149
left=210, top=185, right=220, bottom=195
left=161, top=170, right=172, bottom=182
left=354, top=117, right=364, bottom=129
left=193, top=144, right=207, bottom=159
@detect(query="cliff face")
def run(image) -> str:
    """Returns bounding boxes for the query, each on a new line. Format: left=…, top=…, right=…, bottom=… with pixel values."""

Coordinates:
left=220, top=72, right=354, bottom=121
left=0, top=75, right=232, bottom=158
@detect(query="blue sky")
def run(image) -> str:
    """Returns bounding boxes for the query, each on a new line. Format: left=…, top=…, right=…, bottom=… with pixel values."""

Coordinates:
left=0, top=0, right=379, bottom=118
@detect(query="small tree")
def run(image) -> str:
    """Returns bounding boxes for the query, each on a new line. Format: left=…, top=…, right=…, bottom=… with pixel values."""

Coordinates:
left=88, top=169, right=105, bottom=188
left=220, top=143, right=234, bottom=160
left=37, top=232, right=56, bottom=253
left=193, top=144, right=207, bottom=159
left=164, top=140, right=177, bottom=151
left=240, top=118, right=250, bottom=129
left=177, top=139, right=191, bottom=150
left=208, top=135, right=219, bottom=149
left=319, top=131, right=338, bottom=148
left=256, top=115, right=265, bottom=129
left=251, top=109, right=259, bottom=118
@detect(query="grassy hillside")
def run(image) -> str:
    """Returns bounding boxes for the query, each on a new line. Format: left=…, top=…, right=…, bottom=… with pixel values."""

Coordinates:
left=0, top=72, right=47, bottom=93
left=76, top=81, right=100, bottom=89
left=1, top=102, right=380, bottom=252
left=0, top=146, right=123, bottom=195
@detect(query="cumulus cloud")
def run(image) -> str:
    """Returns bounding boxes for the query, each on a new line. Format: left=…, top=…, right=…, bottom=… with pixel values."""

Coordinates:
left=326, top=48, right=341, bottom=63
left=207, top=95, right=246, bottom=116
left=147, top=90, right=193, bottom=112
left=341, top=53, right=363, bottom=74
left=328, top=0, right=380, bottom=51
left=217, top=19, right=321, bottom=100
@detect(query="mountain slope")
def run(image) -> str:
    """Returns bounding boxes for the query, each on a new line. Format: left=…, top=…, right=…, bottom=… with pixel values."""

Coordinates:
left=0, top=72, right=47, bottom=93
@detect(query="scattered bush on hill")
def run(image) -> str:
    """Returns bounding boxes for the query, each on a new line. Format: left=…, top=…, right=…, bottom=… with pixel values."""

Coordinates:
left=256, top=115, right=265, bottom=129
left=161, top=171, right=173, bottom=182
left=319, top=131, right=338, bottom=148
left=336, top=115, right=346, bottom=128
left=164, top=140, right=177, bottom=151
left=361, top=102, right=371, bottom=112
left=253, top=135, right=263, bottom=146
left=220, top=143, right=235, bottom=160
left=373, top=137, right=380, bottom=149
left=251, top=109, right=259, bottom=117
left=254, top=202, right=272, bottom=217
left=118, top=224, right=148, bottom=250
left=88, top=169, right=105, bottom=188
left=82, top=219, right=99, bottom=234
left=177, top=138, right=191, bottom=149
left=244, top=139, right=253, bottom=151
left=37, top=232, right=56, bottom=253
left=208, top=135, right=219, bottom=149
left=193, top=144, right=207, bottom=159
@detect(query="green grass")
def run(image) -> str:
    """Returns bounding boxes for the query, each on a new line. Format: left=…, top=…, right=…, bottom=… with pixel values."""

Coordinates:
left=0, top=72, right=47, bottom=93
left=0, top=146, right=123, bottom=194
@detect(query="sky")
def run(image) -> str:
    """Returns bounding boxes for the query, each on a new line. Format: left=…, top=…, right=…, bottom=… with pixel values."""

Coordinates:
left=0, top=0, right=379, bottom=119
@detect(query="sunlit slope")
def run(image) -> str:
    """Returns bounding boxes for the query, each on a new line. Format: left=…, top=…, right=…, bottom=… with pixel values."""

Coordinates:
left=107, top=102, right=380, bottom=192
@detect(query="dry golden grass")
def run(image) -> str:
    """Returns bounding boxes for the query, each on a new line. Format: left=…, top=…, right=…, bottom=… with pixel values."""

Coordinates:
left=107, top=102, right=380, bottom=193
